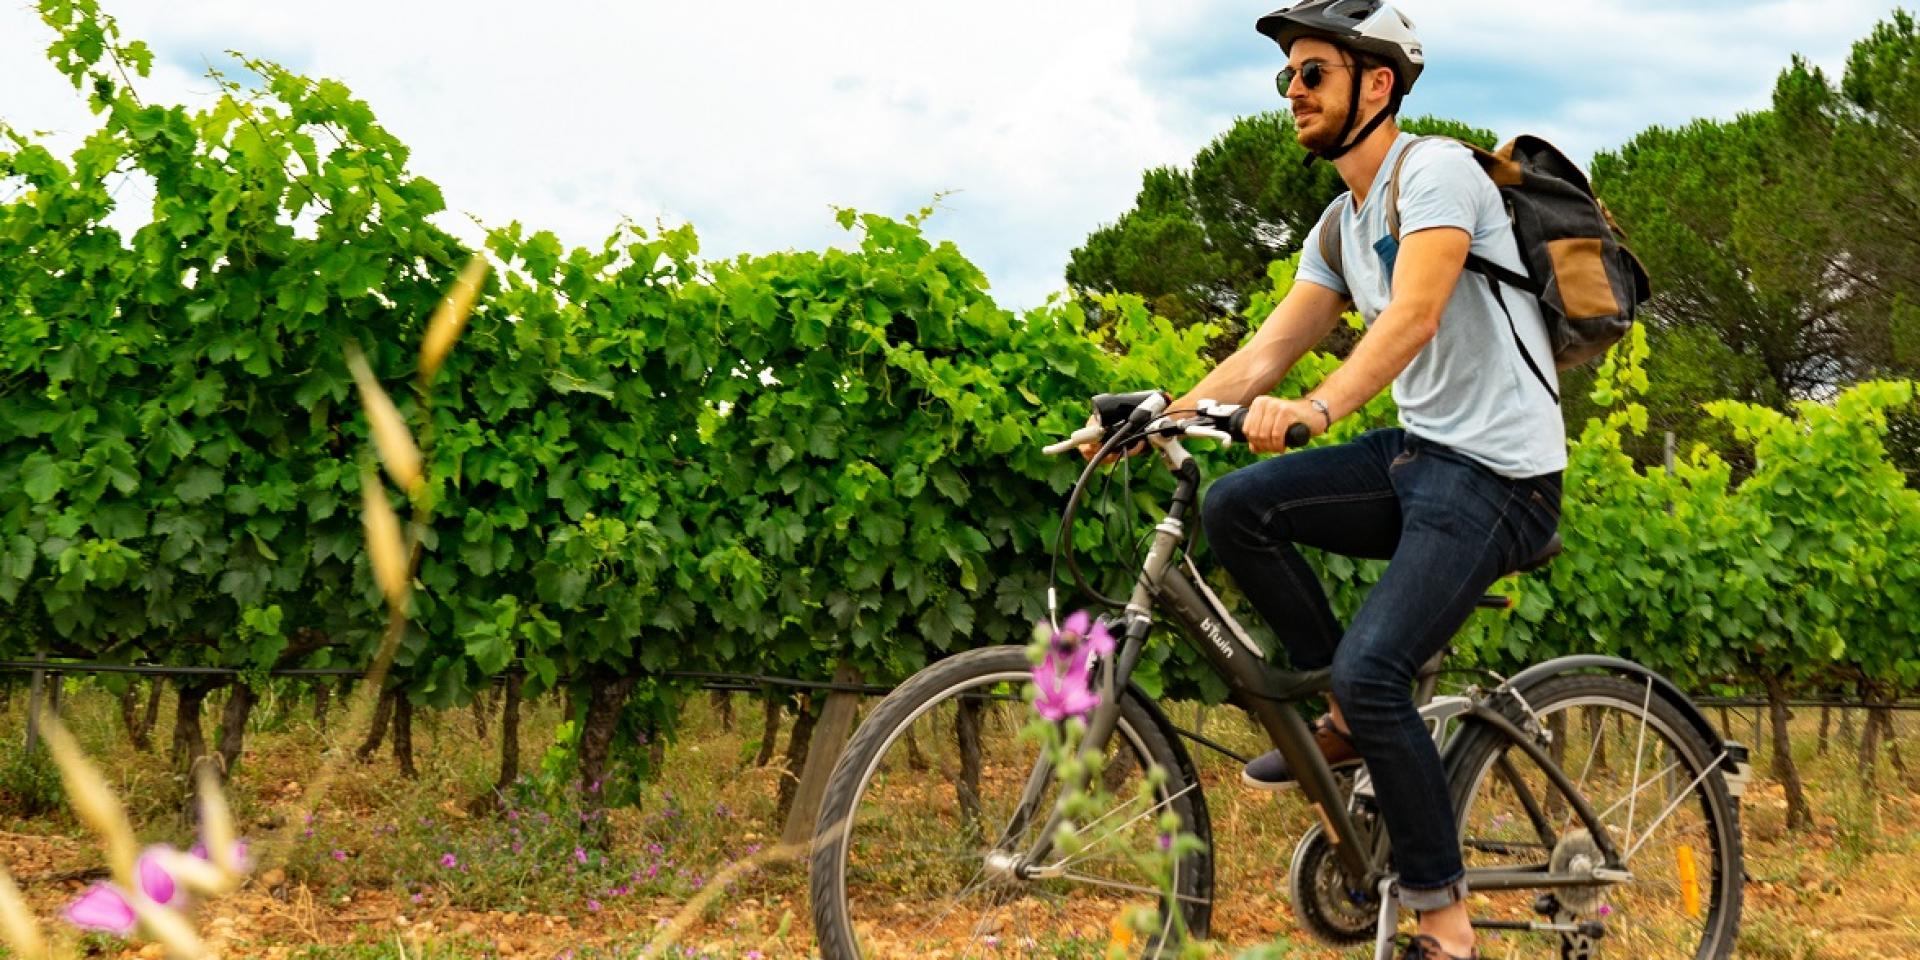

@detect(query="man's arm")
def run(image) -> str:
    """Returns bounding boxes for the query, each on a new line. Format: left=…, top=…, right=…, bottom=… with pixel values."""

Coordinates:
left=1171, top=279, right=1349, bottom=413
left=1304, top=226, right=1470, bottom=425
left=1213, top=226, right=1470, bottom=453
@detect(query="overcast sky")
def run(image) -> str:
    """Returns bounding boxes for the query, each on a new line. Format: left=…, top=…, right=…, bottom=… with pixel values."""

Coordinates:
left=0, top=1, right=1906, bottom=310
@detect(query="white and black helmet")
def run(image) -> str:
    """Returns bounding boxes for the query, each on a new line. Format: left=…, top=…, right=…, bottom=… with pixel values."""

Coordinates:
left=1256, top=0, right=1426, bottom=98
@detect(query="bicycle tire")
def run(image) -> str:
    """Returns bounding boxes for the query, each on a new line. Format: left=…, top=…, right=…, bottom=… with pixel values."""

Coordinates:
left=1445, top=673, right=1743, bottom=960
left=808, top=645, right=1214, bottom=958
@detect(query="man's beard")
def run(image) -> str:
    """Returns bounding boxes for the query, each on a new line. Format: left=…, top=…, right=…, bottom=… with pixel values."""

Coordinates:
left=1294, top=101, right=1351, bottom=153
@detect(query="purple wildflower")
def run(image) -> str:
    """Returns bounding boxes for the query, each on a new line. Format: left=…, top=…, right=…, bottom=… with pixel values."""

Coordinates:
left=1032, top=612, right=1108, bottom=721
left=65, top=845, right=192, bottom=935
left=574, top=846, right=589, bottom=865
left=587, top=899, right=602, bottom=912
left=332, top=849, right=348, bottom=862
left=440, top=853, right=459, bottom=869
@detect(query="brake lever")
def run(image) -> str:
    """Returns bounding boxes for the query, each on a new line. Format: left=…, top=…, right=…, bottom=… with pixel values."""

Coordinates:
left=1042, top=424, right=1107, bottom=456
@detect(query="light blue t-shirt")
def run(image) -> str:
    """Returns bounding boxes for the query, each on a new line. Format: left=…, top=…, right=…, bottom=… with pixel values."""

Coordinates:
left=1298, top=133, right=1567, bottom=478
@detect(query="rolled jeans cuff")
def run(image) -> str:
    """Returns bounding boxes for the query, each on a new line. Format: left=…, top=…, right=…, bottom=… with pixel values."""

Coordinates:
left=1398, top=874, right=1470, bottom=912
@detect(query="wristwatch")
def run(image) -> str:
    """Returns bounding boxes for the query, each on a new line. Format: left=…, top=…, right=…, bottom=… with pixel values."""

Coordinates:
left=1308, top=398, right=1333, bottom=432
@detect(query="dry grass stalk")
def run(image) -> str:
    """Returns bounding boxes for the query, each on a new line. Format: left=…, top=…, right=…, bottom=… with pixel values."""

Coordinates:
left=638, top=838, right=811, bottom=958
left=125, top=892, right=205, bottom=959
left=420, top=256, right=489, bottom=382
left=37, top=715, right=137, bottom=888
left=344, top=344, right=424, bottom=495
left=360, top=470, right=410, bottom=606
left=195, top=767, right=240, bottom=881
left=0, top=867, right=49, bottom=960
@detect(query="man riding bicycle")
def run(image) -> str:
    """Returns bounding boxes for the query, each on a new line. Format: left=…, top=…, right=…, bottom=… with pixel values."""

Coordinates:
left=1164, top=3, right=1565, bottom=957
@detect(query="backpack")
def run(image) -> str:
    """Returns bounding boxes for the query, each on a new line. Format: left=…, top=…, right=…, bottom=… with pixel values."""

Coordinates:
left=1314, top=134, right=1652, bottom=404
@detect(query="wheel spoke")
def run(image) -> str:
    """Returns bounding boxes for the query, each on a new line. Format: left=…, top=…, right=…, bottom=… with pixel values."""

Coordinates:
left=1591, top=760, right=1682, bottom=828
left=1559, top=706, right=1612, bottom=834
left=1053, top=781, right=1200, bottom=871
left=1624, top=677, right=1654, bottom=852
left=1057, top=869, right=1209, bottom=906
left=1623, top=750, right=1726, bottom=863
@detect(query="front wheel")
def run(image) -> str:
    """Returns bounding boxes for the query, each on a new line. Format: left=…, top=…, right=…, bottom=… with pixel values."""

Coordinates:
left=1446, top=673, right=1743, bottom=960
left=808, top=645, right=1214, bottom=958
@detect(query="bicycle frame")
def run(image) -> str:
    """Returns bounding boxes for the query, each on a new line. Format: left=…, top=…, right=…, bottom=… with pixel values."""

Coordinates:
left=1015, top=434, right=1630, bottom=905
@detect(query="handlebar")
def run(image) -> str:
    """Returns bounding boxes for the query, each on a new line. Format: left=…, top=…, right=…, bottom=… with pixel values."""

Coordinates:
left=1040, top=397, right=1310, bottom=456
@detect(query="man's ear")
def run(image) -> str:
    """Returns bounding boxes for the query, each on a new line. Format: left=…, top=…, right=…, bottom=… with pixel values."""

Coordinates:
left=1370, top=66, right=1396, bottom=104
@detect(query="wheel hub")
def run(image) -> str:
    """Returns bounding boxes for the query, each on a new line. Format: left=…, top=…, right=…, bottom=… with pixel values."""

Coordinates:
left=1548, top=830, right=1606, bottom=915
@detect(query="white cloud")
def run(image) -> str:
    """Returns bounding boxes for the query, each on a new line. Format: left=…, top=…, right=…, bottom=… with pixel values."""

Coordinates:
left=0, top=2, right=1905, bottom=309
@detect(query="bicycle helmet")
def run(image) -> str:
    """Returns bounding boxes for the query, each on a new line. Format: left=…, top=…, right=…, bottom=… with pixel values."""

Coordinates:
left=1256, top=0, right=1425, bottom=161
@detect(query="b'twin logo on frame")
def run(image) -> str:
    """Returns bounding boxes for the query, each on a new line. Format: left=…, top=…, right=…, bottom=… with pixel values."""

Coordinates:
left=1199, top=617, right=1234, bottom=661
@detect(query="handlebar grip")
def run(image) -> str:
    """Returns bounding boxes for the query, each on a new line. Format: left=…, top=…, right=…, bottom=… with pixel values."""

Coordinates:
left=1222, top=409, right=1313, bottom=449
left=1225, top=408, right=1249, bottom=442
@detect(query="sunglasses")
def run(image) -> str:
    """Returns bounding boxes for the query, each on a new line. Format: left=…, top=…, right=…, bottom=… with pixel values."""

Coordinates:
left=1275, top=59, right=1355, bottom=95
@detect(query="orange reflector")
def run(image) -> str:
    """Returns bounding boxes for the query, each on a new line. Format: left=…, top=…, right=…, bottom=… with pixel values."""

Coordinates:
left=1676, top=844, right=1701, bottom=919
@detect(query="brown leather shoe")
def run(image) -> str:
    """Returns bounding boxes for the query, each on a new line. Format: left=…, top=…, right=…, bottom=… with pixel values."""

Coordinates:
left=1239, top=714, right=1360, bottom=792
left=1400, top=934, right=1478, bottom=960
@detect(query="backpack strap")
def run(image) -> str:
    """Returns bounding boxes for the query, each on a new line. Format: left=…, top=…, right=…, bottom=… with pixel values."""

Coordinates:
left=1479, top=268, right=1560, bottom=405
left=1314, top=199, right=1347, bottom=290
left=1381, top=134, right=1438, bottom=241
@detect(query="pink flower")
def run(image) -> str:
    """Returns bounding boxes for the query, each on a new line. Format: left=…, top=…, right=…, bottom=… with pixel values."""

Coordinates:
left=440, top=853, right=459, bottom=869
left=574, top=846, right=589, bottom=865
left=1033, top=613, right=1106, bottom=722
left=587, top=899, right=602, bottom=912
left=331, top=849, right=348, bottom=862
left=64, top=846, right=189, bottom=935
left=65, top=884, right=137, bottom=935
left=138, top=846, right=187, bottom=909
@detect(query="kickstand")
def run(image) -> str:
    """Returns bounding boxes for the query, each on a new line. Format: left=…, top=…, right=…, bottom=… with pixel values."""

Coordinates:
left=1371, top=875, right=1401, bottom=960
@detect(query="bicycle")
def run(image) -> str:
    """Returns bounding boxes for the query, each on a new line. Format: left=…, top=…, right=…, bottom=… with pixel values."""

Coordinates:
left=808, top=390, right=1751, bottom=959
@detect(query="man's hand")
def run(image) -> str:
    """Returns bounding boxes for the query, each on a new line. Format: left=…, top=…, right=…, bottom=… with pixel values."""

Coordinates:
left=1077, top=411, right=1149, bottom=462
left=1241, top=396, right=1322, bottom=454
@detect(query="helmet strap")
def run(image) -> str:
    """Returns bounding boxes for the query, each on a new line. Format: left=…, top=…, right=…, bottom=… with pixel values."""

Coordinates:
left=1301, top=54, right=1398, bottom=167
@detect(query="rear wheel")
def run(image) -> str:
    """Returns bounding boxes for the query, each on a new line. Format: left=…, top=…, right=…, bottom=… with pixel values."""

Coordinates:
left=808, top=645, right=1213, bottom=957
left=1446, top=674, right=1743, bottom=959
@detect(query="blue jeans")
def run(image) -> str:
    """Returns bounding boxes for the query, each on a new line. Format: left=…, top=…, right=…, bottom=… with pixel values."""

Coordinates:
left=1201, top=428, right=1561, bottom=909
